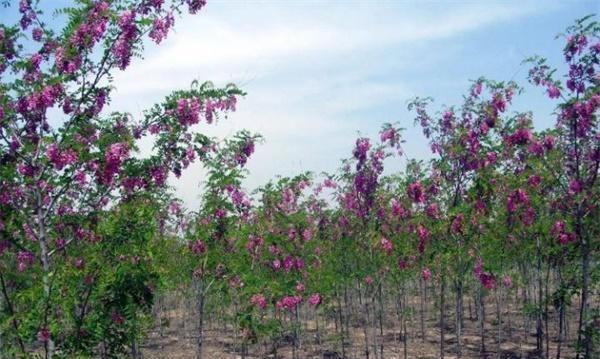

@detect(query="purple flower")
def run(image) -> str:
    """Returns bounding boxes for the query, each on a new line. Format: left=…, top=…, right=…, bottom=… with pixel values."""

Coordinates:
left=503, top=275, right=513, bottom=288
left=451, top=214, right=464, bottom=234
left=380, top=237, right=393, bottom=254
left=32, top=27, right=43, bottom=41
left=308, top=293, right=322, bottom=307
left=547, top=85, right=561, bottom=99
left=37, top=327, right=50, bottom=342
left=569, top=180, right=583, bottom=195
left=149, top=13, right=174, bottom=44
left=353, top=137, right=370, bottom=163
left=186, top=0, right=207, bottom=14
left=175, top=98, right=201, bottom=126
left=113, top=10, right=138, bottom=70
left=251, top=294, right=267, bottom=310
left=280, top=295, right=302, bottom=311
left=301, top=228, right=312, bottom=242
left=188, top=239, right=206, bottom=256
left=407, top=181, right=425, bottom=203
left=421, top=267, right=431, bottom=281
left=17, top=251, right=35, bottom=271
left=492, top=92, right=506, bottom=113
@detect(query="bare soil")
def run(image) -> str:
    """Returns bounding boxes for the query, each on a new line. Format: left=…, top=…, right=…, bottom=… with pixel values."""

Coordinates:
left=140, top=294, right=578, bottom=359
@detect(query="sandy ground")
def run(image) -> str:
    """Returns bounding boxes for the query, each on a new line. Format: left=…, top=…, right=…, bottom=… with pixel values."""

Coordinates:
left=141, top=295, right=578, bottom=359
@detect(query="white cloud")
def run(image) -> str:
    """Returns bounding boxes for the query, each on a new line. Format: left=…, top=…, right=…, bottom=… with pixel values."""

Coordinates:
left=106, top=1, right=557, bottom=209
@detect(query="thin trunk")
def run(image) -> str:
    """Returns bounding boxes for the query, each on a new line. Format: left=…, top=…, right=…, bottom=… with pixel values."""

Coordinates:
left=343, top=285, right=351, bottom=358
left=419, top=277, right=425, bottom=342
left=469, top=296, right=474, bottom=321
left=536, top=237, right=544, bottom=357
left=402, top=284, right=408, bottom=359
left=557, top=267, right=564, bottom=359
left=478, top=284, right=486, bottom=355
left=196, top=280, right=205, bottom=359
left=37, top=190, right=55, bottom=359
left=440, top=274, right=446, bottom=359
left=456, top=279, right=463, bottom=358
left=519, top=261, right=530, bottom=358
left=362, top=290, right=370, bottom=359
left=576, top=221, right=591, bottom=359
left=496, top=288, right=502, bottom=359
left=545, top=266, right=550, bottom=359
left=337, top=291, right=346, bottom=359
left=316, top=308, right=321, bottom=348
left=294, top=306, right=300, bottom=356
left=377, top=282, right=384, bottom=359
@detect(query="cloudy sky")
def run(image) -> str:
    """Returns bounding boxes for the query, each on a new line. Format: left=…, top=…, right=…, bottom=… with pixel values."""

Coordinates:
left=3, top=1, right=599, bottom=208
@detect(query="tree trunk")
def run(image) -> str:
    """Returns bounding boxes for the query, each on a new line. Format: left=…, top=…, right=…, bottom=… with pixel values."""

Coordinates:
left=456, top=279, right=464, bottom=358
left=536, top=237, right=544, bottom=357
left=377, top=282, right=384, bottom=359
left=362, top=289, right=370, bottom=359
left=37, top=190, right=55, bottom=359
left=402, top=284, right=408, bottom=359
left=478, top=284, right=486, bottom=355
left=496, top=288, right=502, bottom=359
left=420, top=277, right=425, bottom=342
left=196, top=280, right=205, bottom=359
left=556, top=267, right=564, bottom=359
left=440, top=274, right=446, bottom=359
left=576, top=221, right=591, bottom=359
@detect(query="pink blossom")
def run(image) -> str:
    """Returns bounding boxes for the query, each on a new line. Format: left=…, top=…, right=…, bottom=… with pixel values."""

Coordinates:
left=397, top=258, right=409, bottom=270
left=175, top=98, right=201, bottom=126
left=186, top=0, right=207, bottom=14
left=421, top=267, right=431, bottom=281
left=74, top=258, right=85, bottom=270
left=250, top=294, right=267, bottom=310
left=113, top=10, right=138, bottom=70
left=426, top=203, right=438, bottom=218
left=527, top=175, right=541, bottom=187
left=380, top=237, right=393, bottom=254
left=32, top=27, right=43, bottom=41
left=189, top=240, right=206, bottom=256
left=37, top=327, right=50, bottom=342
left=149, top=13, right=174, bottom=44
left=17, top=251, right=35, bottom=271
left=308, top=293, right=322, bottom=307
left=301, top=228, right=312, bottom=242
left=569, top=180, right=583, bottom=195
left=407, top=181, right=426, bottom=203
left=451, top=214, right=464, bottom=234
left=480, top=272, right=497, bottom=290
left=547, top=85, right=561, bottom=99
left=280, top=295, right=302, bottom=311
left=271, top=259, right=281, bottom=270
left=353, top=137, right=370, bottom=162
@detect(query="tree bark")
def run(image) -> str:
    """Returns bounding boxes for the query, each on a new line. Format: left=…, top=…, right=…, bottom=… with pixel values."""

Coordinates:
left=196, top=279, right=205, bottom=359
left=440, top=274, right=446, bottom=359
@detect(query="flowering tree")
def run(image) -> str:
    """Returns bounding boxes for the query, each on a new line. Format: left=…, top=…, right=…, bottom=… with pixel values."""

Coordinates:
left=183, top=129, right=260, bottom=359
left=0, top=0, right=243, bottom=357
left=525, top=16, right=599, bottom=357
left=408, top=78, right=523, bottom=357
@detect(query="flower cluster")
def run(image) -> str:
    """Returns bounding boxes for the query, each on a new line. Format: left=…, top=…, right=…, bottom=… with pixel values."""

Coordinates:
left=250, top=294, right=267, bottom=310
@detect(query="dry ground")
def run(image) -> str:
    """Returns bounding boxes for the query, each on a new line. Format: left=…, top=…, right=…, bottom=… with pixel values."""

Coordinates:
left=140, top=294, right=579, bottom=359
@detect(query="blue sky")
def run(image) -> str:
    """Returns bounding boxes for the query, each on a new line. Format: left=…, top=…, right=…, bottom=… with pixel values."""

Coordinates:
left=2, top=1, right=599, bottom=208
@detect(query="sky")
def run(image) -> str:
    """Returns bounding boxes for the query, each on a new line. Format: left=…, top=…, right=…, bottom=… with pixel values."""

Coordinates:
left=2, top=1, right=599, bottom=209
